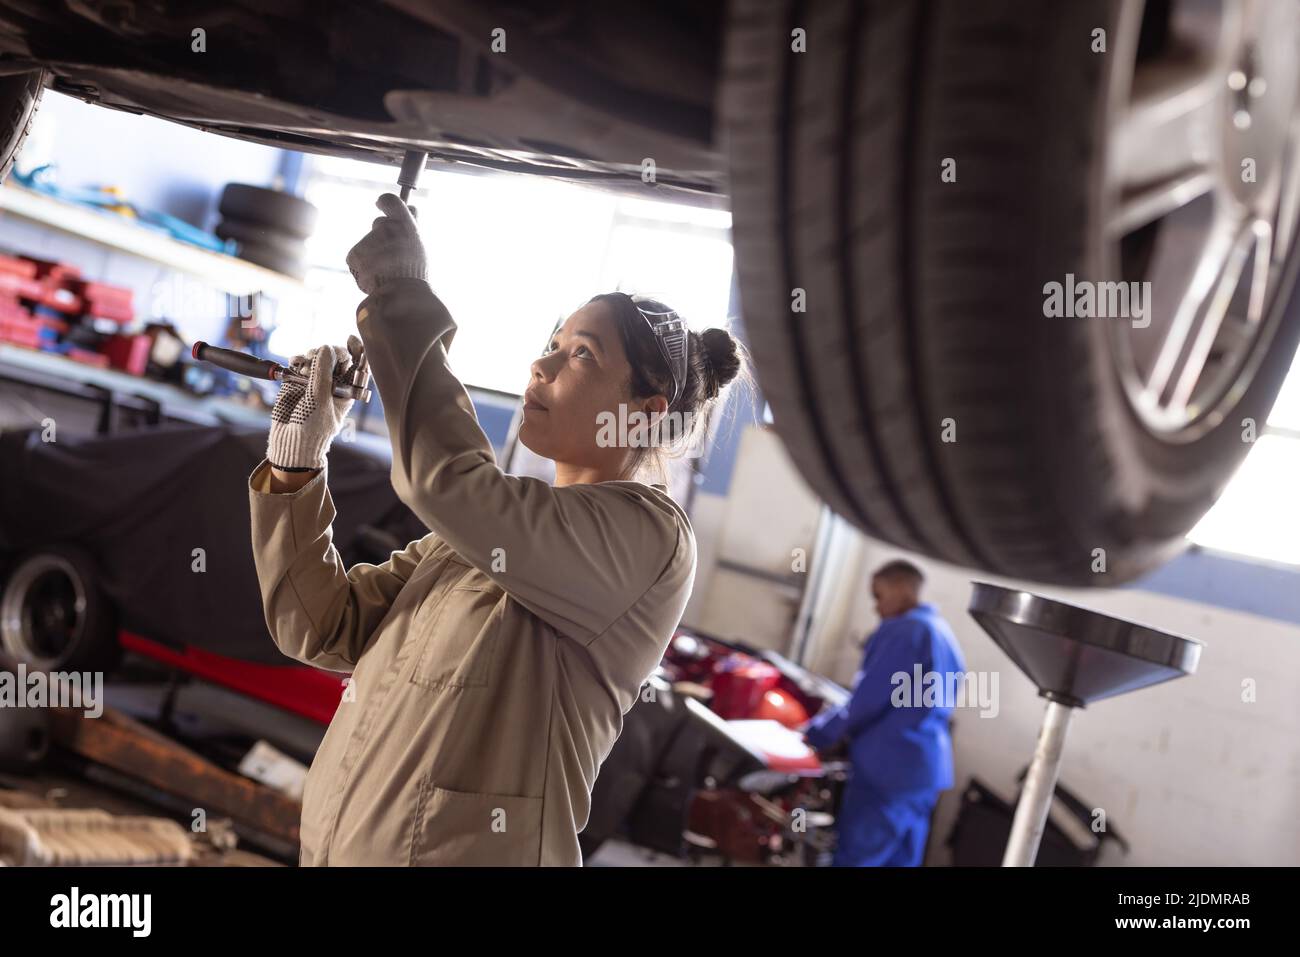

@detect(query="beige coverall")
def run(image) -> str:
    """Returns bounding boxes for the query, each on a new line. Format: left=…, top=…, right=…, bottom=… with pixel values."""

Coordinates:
left=247, top=278, right=697, bottom=866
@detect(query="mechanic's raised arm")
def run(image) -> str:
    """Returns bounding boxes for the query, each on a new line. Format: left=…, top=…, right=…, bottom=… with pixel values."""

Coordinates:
left=347, top=195, right=684, bottom=644
left=246, top=334, right=432, bottom=671
left=249, top=463, right=434, bottom=671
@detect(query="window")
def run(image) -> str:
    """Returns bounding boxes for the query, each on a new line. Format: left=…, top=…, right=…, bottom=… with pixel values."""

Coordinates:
left=273, top=156, right=733, bottom=396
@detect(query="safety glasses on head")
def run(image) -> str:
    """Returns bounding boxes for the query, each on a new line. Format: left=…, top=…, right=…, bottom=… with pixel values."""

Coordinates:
left=622, top=293, right=689, bottom=407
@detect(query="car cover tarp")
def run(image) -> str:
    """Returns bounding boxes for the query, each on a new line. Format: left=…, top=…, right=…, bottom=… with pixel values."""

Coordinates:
left=0, top=423, right=422, bottom=665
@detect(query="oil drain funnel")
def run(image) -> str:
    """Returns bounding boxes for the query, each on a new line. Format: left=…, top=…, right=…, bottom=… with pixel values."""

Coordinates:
left=966, top=582, right=1203, bottom=866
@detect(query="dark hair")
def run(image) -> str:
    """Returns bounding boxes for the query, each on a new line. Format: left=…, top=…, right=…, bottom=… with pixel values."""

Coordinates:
left=587, top=292, right=747, bottom=477
left=873, top=559, right=925, bottom=589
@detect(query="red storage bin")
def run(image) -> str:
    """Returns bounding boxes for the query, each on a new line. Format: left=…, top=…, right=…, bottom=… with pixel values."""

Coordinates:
left=75, top=280, right=134, bottom=304
left=103, top=333, right=151, bottom=375
left=0, top=313, right=42, bottom=348
left=0, top=297, right=31, bottom=321
left=0, top=254, right=37, bottom=279
left=0, top=271, right=43, bottom=299
left=75, top=279, right=135, bottom=323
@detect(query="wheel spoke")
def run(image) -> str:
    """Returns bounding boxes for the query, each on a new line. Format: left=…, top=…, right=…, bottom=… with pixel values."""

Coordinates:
left=1110, top=169, right=1216, bottom=237
left=1108, top=45, right=1222, bottom=236
left=1143, top=212, right=1250, bottom=408
left=1175, top=217, right=1263, bottom=410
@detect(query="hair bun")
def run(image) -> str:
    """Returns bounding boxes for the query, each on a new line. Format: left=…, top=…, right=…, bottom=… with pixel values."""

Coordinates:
left=699, top=328, right=741, bottom=394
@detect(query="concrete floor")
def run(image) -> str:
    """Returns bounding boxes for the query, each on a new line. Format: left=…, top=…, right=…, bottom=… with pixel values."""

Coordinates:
left=586, top=839, right=693, bottom=867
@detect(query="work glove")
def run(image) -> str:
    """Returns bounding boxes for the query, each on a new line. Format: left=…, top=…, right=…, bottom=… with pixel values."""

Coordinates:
left=345, top=192, right=426, bottom=295
left=266, top=335, right=364, bottom=470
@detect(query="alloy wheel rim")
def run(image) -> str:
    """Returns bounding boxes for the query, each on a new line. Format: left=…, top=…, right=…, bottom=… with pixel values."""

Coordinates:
left=1105, top=0, right=1300, bottom=440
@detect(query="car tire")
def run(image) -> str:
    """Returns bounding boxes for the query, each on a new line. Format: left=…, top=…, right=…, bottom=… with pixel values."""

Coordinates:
left=0, top=546, right=121, bottom=674
left=232, top=239, right=307, bottom=279
left=0, top=69, right=46, bottom=184
left=215, top=217, right=306, bottom=257
left=721, top=0, right=1300, bottom=585
left=218, top=183, right=318, bottom=239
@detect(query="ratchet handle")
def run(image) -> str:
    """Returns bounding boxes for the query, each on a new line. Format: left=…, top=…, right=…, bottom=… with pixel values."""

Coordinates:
left=192, top=341, right=280, bottom=381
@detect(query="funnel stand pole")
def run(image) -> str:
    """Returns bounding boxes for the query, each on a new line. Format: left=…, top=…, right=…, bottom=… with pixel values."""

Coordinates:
left=1003, top=698, right=1074, bottom=867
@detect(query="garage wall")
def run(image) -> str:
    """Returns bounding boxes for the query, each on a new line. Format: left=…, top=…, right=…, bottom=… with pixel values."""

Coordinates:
left=825, top=540, right=1300, bottom=866
left=684, top=426, right=823, bottom=647
left=19, top=92, right=285, bottom=228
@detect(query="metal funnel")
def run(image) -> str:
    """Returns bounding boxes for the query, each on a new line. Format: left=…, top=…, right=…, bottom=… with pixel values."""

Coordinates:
left=966, top=582, right=1203, bottom=866
left=968, top=582, right=1202, bottom=707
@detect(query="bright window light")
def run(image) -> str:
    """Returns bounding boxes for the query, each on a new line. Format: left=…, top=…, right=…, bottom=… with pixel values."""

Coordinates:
left=599, top=222, right=734, bottom=332
left=1265, top=348, right=1300, bottom=431
left=270, top=158, right=733, bottom=396
left=1187, top=434, right=1300, bottom=565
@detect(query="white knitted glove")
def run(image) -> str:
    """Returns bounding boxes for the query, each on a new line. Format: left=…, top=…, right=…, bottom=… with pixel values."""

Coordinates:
left=266, top=335, right=363, bottom=470
left=345, top=193, right=426, bottom=295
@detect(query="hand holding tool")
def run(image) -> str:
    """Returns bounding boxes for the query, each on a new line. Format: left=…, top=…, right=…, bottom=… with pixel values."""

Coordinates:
left=192, top=341, right=372, bottom=402
left=264, top=338, right=365, bottom=470
left=345, top=193, right=427, bottom=295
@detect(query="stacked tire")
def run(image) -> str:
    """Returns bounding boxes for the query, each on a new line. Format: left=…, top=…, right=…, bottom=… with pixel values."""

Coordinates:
left=216, top=184, right=317, bottom=280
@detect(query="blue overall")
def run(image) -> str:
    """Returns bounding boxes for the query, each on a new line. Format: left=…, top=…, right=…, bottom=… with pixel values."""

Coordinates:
left=805, top=603, right=966, bottom=866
